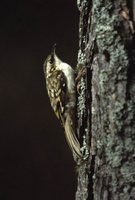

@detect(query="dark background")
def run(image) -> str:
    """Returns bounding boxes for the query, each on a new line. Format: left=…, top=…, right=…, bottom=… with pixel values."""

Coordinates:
left=0, top=1, right=79, bottom=199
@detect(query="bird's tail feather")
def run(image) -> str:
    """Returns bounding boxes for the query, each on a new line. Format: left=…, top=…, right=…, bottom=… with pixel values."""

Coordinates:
left=64, top=114, right=82, bottom=158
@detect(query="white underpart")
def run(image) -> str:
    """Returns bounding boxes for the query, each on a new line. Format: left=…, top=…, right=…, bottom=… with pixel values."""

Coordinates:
left=58, top=62, right=75, bottom=93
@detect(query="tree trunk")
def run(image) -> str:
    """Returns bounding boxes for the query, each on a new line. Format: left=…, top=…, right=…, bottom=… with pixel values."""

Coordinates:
left=75, top=0, right=135, bottom=199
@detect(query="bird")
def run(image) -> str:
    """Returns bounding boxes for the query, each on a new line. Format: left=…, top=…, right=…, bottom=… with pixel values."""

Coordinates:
left=43, top=45, right=82, bottom=159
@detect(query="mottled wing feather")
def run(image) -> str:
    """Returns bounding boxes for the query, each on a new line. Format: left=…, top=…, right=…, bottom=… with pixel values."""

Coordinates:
left=45, top=66, right=82, bottom=159
left=46, top=70, right=67, bottom=125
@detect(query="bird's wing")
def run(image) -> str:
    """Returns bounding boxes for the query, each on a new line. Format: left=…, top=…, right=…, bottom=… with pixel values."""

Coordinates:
left=46, top=70, right=67, bottom=125
left=46, top=70, right=82, bottom=158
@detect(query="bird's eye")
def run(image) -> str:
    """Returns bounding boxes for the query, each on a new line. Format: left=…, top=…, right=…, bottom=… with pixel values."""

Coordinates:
left=49, top=55, right=54, bottom=64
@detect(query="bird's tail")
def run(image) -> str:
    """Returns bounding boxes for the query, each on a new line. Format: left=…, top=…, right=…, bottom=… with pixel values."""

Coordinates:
left=64, top=113, right=82, bottom=159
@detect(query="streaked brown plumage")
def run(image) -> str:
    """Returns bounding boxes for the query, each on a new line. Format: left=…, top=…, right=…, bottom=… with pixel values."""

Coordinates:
left=43, top=47, right=82, bottom=158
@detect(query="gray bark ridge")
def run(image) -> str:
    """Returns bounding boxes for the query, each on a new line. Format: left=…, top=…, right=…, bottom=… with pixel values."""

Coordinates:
left=76, top=0, right=135, bottom=200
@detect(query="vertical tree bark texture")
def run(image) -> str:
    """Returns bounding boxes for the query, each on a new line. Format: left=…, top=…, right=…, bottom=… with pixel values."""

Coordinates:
left=76, top=0, right=135, bottom=199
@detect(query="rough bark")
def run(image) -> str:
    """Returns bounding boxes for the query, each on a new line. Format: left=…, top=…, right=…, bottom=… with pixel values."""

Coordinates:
left=75, top=0, right=135, bottom=200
